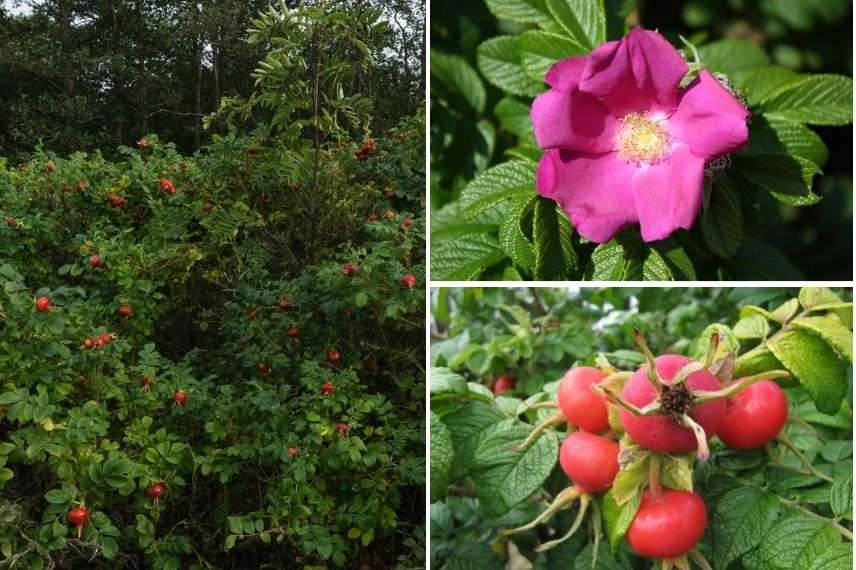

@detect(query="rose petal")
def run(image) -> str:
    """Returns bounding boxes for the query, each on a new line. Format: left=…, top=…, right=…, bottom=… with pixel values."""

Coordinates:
left=537, top=149, right=637, bottom=243
left=531, top=88, right=618, bottom=153
left=545, top=56, right=588, bottom=91
left=669, top=70, right=750, bottom=161
left=580, top=28, right=688, bottom=116
left=630, top=143, right=704, bottom=242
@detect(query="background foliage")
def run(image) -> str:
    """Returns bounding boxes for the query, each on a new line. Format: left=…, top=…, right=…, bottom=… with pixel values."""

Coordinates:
left=0, top=0, right=425, bottom=164
left=430, top=0, right=853, bottom=280
left=430, top=287, right=853, bottom=568
left=0, top=2, right=426, bottom=568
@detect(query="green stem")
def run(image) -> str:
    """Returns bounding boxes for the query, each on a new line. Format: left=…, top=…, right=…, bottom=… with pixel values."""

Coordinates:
left=499, top=486, right=579, bottom=537
left=681, top=414, right=710, bottom=461
left=516, top=411, right=566, bottom=452
left=776, top=435, right=834, bottom=482
left=533, top=494, right=590, bottom=552
left=594, top=383, right=661, bottom=417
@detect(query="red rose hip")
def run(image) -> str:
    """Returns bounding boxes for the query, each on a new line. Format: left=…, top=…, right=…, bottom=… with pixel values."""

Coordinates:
left=35, top=296, right=52, bottom=312
left=717, top=380, right=788, bottom=450
left=627, top=489, right=707, bottom=558
left=557, top=367, right=610, bottom=433
left=558, top=431, right=619, bottom=493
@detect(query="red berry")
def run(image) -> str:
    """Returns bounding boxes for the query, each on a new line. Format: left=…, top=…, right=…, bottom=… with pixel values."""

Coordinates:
left=402, top=217, right=413, bottom=228
left=257, top=362, right=270, bottom=375
left=35, top=296, right=51, bottom=312
left=326, top=349, right=341, bottom=366
left=336, top=422, right=349, bottom=436
left=46, top=160, right=55, bottom=173
left=367, top=213, right=379, bottom=221
left=137, top=138, right=149, bottom=150
left=321, top=382, right=335, bottom=396
left=68, top=506, right=90, bottom=528
left=140, top=376, right=154, bottom=391
left=384, top=190, right=395, bottom=199
left=173, top=390, right=187, bottom=406
left=620, top=355, right=726, bottom=454
left=627, top=489, right=707, bottom=558
left=248, top=145, right=259, bottom=156
left=558, top=431, right=619, bottom=493
left=287, top=326, right=300, bottom=339
left=159, top=178, right=176, bottom=195
left=62, top=185, right=71, bottom=193
left=492, top=374, right=515, bottom=395
left=94, top=332, right=114, bottom=347
left=717, top=380, right=788, bottom=449
left=76, top=180, right=87, bottom=192
left=83, top=338, right=95, bottom=349
left=401, top=274, right=417, bottom=289
left=4, top=216, right=16, bottom=227
left=202, top=203, right=213, bottom=214
left=90, top=255, right=104, bottom=269
left=117, top=305, right=134, bottom=317
left=288, top=447, right=298, bottom=458
left=384, top=210, right=396, bottom=220
left=342, top=262, right=357, bottom=277
left=278, top=298, right=291, bottom=312
left=145, top=482, right=167, bottom=501
left=557, top=367, right=610, bottom=433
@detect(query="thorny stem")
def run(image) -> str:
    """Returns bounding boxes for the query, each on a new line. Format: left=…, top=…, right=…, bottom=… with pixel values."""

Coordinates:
left=527, top=401, right=559, bottom=410
left=681, top=414, right=710, bottom=461
left=633, top=327, right=664, bottom=393
left=533, top=494, right=590, bottom=552
left=591, top=499, right=602, bottom=568
left=499, top=486, right=580, bottom=537
left=516, top=411, right=566, bottom=451
left=594, top=383, right=662, bottom=417
left=688, top=550, right=714, bottom=570
left=776, top=435, right=834, bottom=482
left=703, top=332, right=720, bottom=368
left=649, top=454, right=662, bottom=498
left=692, top=371, right=791, bottom=405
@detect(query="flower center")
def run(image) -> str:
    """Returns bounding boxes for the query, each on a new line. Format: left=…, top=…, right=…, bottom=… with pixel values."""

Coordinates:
left=616, top=113, right=670, bottom=165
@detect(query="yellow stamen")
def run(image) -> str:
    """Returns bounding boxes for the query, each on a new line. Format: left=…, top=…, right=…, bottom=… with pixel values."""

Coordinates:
left=616, top=113, right=670, bottom=165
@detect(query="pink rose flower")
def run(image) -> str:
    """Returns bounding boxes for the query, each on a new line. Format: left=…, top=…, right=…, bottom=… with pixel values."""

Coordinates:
left=531, top=28, right=750, bottom=243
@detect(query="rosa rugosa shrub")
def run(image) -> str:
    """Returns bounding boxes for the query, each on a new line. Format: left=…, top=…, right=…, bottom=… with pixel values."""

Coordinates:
left=431, top=0, right=853, bottom=280
left=430, top=287, right=852, bottom=568
left=0, top=5, right=425, bottom=564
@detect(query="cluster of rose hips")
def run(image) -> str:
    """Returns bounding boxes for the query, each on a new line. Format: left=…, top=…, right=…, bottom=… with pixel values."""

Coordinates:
left=82, top=332, right=116, bottom=349
left=353, top=138, right=376, bottom=161
left=501, top=329, right=793, bottom=568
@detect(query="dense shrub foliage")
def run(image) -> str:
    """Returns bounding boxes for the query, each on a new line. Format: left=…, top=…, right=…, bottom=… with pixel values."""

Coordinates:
left=0, top=2, right=426, bottom=562
left=430, top=288, right=852, bottom=568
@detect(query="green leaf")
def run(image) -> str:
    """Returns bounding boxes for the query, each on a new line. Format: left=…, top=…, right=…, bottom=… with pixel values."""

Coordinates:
left=790, top=315, right=852, bottom=362
left=830, top=472, right=852, bottom=518
left=762, top=74, right=853, bottom=126
left=731, top=66, right=802, bottom=106
left=652, top=239, right=696, bottom=280
left=431, top=51, right=486, bottom=113
left=519, top=30, right=585, bottom=81
left=485, top=0, right=551, bottom=24
left=471, top=426, right=559, bottom=517
left=806, top=543, right=853, bottom=570
left=745, top=115, right=829, bottom=168
left=533, top=198, right=578, bottom=279
left=430, top=412, right=454, bottom=502
left=768, top=330, right=847, bottom=414
left=499, top=194, right=536, bottom=271
left=545, top=0, right=606, bottom=49
left=495, top=97, right=535, bottom=141
left=710, top=486, right=781, bottom=569
left=611, top=452, right=649, bottom=505
left=430, top=367, right=469, bottom=397
left=432, top=234, right=505, bottom=281
left=601, top=490, right=641, bottom=551
left=726, top=240, right=804, bottom=280
left=459, top=160, right=535, bottom=219
left=757, top=511, right=843, bottom=569
left=477, top=36, right=543, bottom=98
left=733, top=314, right=770, bottom=340
left=799, top=287, right=843, bottom=310
left=734, top=153, right=820, bottom=206
left=734, top=346, right=785, bottom=377
left=702, top=174, right=743, bottom=258
left=441, top=402, right=511, bottom=480
left=698, top=39, right=770, bottom=74
left=585, top=240, right=630, bottom=280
